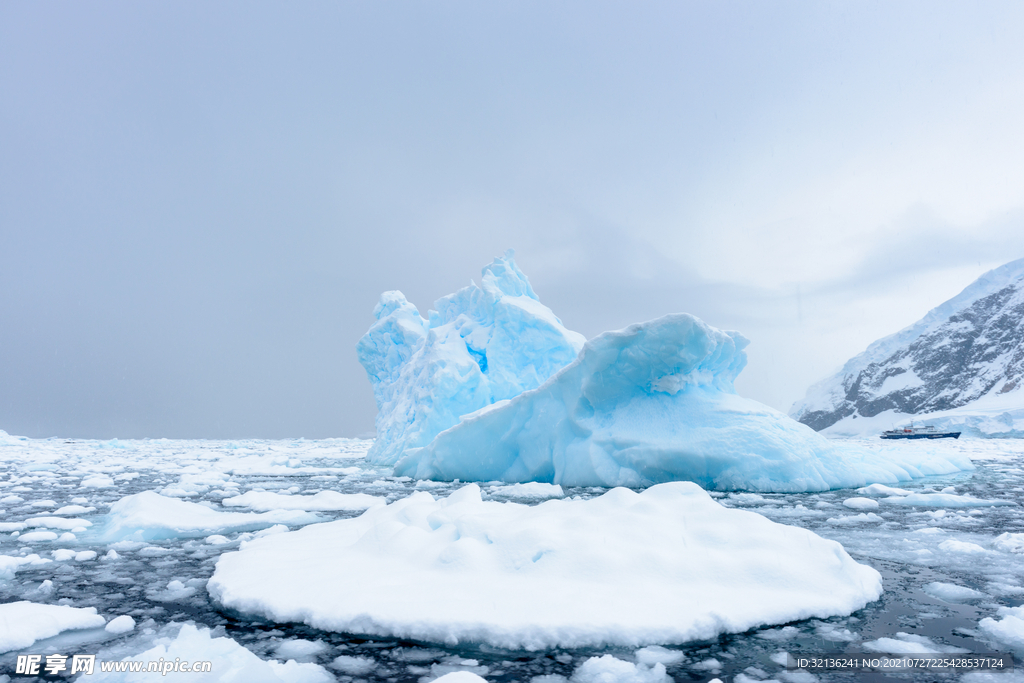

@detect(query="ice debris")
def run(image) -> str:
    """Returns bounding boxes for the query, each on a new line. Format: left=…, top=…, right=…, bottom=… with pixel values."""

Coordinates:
left=209, top=482, right=882, bottom=650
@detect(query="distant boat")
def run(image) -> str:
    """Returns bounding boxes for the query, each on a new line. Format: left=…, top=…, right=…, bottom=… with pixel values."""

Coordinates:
left=880, top=422, right=961, bottom=440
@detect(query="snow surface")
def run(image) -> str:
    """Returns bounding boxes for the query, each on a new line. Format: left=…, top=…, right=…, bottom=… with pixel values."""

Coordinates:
left=0, top=601, right=106, bottom=653
left=357, top=250, right=585, bottom=465
left=209, top=481, right=882, bottom=650
left=397, top=314, right=972, bottom=491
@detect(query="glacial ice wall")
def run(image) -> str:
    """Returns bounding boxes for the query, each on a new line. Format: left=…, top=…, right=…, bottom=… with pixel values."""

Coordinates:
left=357, top=250, right=585, bottom=465
left=396, top=314, right=971, bottom=491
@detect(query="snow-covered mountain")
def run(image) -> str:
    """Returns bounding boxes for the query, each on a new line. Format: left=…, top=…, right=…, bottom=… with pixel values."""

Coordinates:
left=791, top=257, right=1024, bottom=437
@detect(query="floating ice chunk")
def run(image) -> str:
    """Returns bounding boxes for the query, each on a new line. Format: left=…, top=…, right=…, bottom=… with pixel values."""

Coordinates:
left=728, top=493, right=766, bottom=505
left=827, top=513, right=884, bottom=525
left=19, top=530, right=58, bottom=542
left=358, top=251, right=586, bottom=465
left=882, top=493, right=1015, bottom=507
left=993, top=533, right=1024, bottom=553
left=151, top=579, right=197, bottom=602
left=0, top=522, right=26, bottom=532
left=53, top=504, right=96, bottom=515
left=0, top=601, right=106, bottom=653
left=222, top=490, right=384, bottom=511
left=274, top=639, right=328, bottom=661
left=88, top=623, right=335, bottom=682
left=634, top=646, right=685, bottom=666
left=330, top=655, right=376, bottom=675
left=755, top=626, right=801, bottom=641
left=938, top=539, right=987, bottom=553
left=25, top=516, right=92, bottom=529
left=53, top=548, right=77, bottom=561
left=856, top=483, right=912, bottom=497
left=81, top=474, right=115, bottom=488
left=0, top=553, right=50, bottom=580
left=862, top=631, right=968, bottom=654
left=397, top=314, right=972, bottom=491
left=206, top=534, right=231, bottom=545
left=843, top=498, right=879, bottom=510
left=105, top=615, right=136, bottom=634
left=487, top=482, right=565, bottom=499
left=923, top=582, right=986, bottom=602
left=979, top=605, right=1024, bottom=654
left=433, top=673, right=489, bottom=683
left=209, top=482, right=882, bottom=650
left=59, top=532, right=77, bottom=542
left=571, top=655, right=670, bottom=683
left=691, top=658, right=723, bottom=672
left=100, top=491, right=323, bottom=541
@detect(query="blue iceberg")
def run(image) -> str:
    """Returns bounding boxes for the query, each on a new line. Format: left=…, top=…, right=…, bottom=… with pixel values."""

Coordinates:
left=357, top=250, right=585, bottom=465
left=362, top=254, right=972, bottom=491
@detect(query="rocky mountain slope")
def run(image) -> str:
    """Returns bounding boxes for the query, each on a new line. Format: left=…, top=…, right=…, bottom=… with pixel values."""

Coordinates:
left=791, top=258, right=1024, bottom=436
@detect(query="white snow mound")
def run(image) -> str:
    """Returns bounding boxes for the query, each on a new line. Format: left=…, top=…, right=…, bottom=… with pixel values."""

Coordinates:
left=208, top=482, right=883, bottom=650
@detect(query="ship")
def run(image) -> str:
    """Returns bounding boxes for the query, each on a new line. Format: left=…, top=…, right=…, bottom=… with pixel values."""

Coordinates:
left=880, top=422, right=961, bottom=440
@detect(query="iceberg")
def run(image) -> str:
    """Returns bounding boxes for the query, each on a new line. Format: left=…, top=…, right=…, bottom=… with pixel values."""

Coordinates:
left=396, top=314, right=971, bottom=491
left=208, top=482, right=883, bottom=650
left=357, top=249, right=585, bottom=465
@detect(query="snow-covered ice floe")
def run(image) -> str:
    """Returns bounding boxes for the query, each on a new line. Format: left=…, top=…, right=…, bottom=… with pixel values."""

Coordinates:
left=0, top=601, right=107, bottom=653
left=221, top=489, right=384, bottom=511
left=209, top=482, right=882, bottom=650
left=100, top=491, right=324, bottom=541
left=361, top=253, right=972, bottom=491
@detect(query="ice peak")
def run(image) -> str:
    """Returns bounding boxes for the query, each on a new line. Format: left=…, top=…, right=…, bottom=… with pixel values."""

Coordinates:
left=481, top=249, right=538, bottom=300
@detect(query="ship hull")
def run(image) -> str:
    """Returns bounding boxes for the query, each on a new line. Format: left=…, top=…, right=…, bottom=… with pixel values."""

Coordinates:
left=880, top=432, right=961, bottom=440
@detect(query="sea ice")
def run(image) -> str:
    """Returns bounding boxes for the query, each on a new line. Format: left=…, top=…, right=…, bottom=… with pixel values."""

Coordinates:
left=979, top=605, right=1024, bottom=654
left=357, top=250, right=585, bottom=465
left=923, top=582, right=986, bottom=602
left=397, top=313, right=972, bottom=490
left=222, top=490, right=384, bottom=511
left=100, top=491, right=323, bottom=541
left=0, top=601, right=106, bottom=653
left=0, top=553, right=50, bottom=581
left=570, top=655, right=670, bottom=683
left=862, top=631, right=968, bottom=654
left=88, top=623, right=335, bottom=682
left=880, top=492, right=1015, bottom=507
left=208, top=482, right=882, bottom=650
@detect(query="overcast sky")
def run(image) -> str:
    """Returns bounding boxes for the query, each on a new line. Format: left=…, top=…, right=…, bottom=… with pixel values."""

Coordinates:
left=3, top=2, right=1024, bottom=439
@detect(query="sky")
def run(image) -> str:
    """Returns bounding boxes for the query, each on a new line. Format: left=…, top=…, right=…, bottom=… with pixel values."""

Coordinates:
left=3, top=1, right=1024, bottom=439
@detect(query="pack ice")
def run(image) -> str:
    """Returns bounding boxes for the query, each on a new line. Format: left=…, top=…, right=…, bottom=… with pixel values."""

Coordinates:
left=359, top=254, right=970, bottom=491
left=209, top=482, right=882, bottom=650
